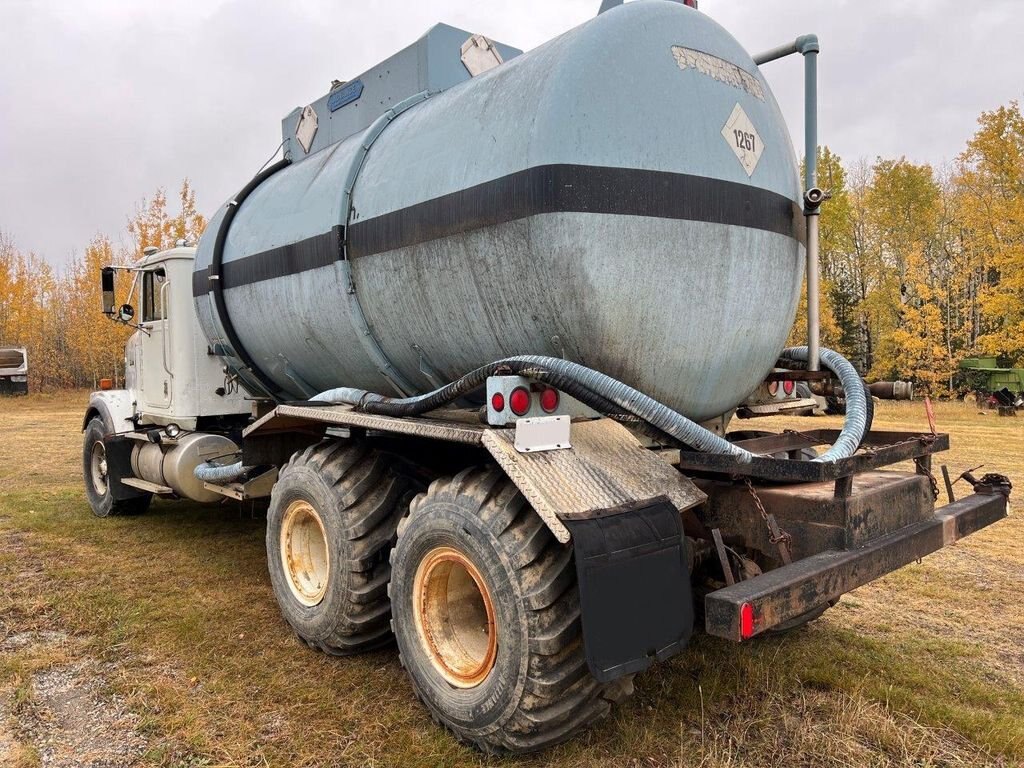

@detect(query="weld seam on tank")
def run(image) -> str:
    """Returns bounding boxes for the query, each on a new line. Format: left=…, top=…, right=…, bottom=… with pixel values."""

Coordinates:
left=337, top=90, right=435, bottom=398
left=311, top=355, right=755, bottom=462
left=777, top=346, right=868, bottom=462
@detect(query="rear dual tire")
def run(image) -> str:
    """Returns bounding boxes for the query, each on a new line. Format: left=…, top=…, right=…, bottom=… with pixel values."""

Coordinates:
left=266, top=440, right=415, bottom=654
left=389, top=467, right=632, bottom=754
left=266, top=447, right=632, bottom=752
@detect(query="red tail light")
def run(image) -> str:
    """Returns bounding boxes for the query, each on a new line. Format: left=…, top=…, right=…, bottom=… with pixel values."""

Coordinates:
left=740, top=602, right=755, bottom=640
left=767, top=381, right=779, bottom=396
left=509, top=387, right=531, bottom=416
left=783, top=380, right=795, bottom=396
left=540, top=388, right=560, bottom=413
left=491, top=392, right=505, bottom=412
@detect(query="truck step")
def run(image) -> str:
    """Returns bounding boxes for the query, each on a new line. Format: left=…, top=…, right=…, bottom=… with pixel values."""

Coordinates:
left=121, top=477, right=174, bottom=494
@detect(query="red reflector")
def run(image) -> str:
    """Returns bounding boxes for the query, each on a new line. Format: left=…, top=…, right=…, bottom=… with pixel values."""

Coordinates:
left=540, top=388, right=559, bottom=413
left=783, top=380, right=795, bottom=396
left=767, top=381, right=778, bottom=396
left=740, top=602, right=755, bottom=640
left=509, top=387, right=531, bottom=416
left=491, top=392, right=505, bottom=412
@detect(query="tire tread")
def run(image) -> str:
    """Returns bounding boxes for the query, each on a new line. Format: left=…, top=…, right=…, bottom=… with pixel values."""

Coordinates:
left=394, top=466, right=634, bottom=753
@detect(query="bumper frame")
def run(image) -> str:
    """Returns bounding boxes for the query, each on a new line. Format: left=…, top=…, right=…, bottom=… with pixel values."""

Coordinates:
left=705, top=487, right=1009, bottom=641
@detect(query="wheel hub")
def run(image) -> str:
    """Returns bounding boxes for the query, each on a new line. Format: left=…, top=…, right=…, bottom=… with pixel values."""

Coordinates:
left=90, top=441, right=108, bottom=495
left=413, top=546, right=497, bottom=688
left=280, top=500, right=330, bottom=607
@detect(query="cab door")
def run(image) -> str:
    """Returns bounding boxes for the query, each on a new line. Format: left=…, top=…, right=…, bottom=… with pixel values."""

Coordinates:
left=138, top=267, right=172, bottom=410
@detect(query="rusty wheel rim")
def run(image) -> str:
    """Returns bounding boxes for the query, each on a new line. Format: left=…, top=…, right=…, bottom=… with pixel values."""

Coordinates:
left=90, top=441, right=108, bottom=496
left=280, top=499, right=330, bottom=607
left=413, top=546, right=497, bottom=688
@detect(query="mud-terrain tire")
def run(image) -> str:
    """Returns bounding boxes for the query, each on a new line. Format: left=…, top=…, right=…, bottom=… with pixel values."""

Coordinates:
left=267, top=440, right=414, bottom=655
left=83, top=417, right=151, bottom=517
left=389, top=466, right=634, bottom=754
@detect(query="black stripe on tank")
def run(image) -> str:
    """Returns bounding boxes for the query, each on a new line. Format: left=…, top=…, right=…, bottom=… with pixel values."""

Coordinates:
left=192, top=226, right=342, bottom=297
left=348, top=164, right=805, bottom=258
left=192, top=165, right=804, bottom=296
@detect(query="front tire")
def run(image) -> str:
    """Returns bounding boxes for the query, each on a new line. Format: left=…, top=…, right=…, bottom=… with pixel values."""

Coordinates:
left=266, top=439, right=414, bottom=655
left=83, top=417, right=151, bottom=517
left=389, top=467, right=633, bottom=754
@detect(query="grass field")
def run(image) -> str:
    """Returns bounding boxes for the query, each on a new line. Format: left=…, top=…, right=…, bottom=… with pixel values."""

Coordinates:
left=0, top=392, right=1022, bottom=767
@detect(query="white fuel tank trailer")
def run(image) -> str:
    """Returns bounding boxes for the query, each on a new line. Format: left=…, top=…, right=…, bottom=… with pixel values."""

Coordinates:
left=193, top=0, right=805, bottom=422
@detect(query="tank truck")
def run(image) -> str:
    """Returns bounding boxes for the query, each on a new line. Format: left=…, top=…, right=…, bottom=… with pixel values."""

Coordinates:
left=82, top=0, right=1011, bottom=752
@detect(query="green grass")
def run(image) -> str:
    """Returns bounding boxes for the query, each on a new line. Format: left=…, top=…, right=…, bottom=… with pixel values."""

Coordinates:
left=0, top=393, right=1021, bottom=766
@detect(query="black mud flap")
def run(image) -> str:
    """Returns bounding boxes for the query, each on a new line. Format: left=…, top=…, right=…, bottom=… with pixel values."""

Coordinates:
left=565, top=497, right=693, bottom=683
left=103, top=435, right=149, bottom=502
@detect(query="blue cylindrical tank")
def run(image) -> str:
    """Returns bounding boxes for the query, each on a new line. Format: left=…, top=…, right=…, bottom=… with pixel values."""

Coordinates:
left=194, top=0, right=804, bottom=422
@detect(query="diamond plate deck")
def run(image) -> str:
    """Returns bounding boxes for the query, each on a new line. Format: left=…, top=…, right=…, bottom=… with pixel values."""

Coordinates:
left=244, top=404, right=487, bottom=444
left=482, top=419, right=706, bottom=544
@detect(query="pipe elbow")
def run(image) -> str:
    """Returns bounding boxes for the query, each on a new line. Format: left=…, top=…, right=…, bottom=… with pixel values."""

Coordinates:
left=796, top=34, right=819, bottom=55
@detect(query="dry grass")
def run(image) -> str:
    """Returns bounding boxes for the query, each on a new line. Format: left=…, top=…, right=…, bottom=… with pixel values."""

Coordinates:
left=0, top=392, right=1021, bottom=766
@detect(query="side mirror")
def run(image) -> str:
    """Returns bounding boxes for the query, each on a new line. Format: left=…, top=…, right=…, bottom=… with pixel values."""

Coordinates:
left=101, top=267, right=116, bottom=315
left=118, top=304, right=135, bottom=323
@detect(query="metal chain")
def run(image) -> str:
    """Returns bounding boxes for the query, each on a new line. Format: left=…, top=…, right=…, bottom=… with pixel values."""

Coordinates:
left=854, top=432, right=941, bottom=501
left=742, top=477, right=793, bottom=563
left=858, top=432, right=937, bottom=456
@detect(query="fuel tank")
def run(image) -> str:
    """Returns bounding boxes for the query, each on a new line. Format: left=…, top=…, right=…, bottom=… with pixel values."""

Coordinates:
left=194, top=0, right=805, bottom=422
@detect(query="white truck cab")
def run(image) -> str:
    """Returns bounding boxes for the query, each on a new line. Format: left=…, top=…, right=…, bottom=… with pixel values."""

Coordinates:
left=82, top=245, right=257, bottom=517
left=125, top=246, right=250, bottom=428
left=89, top=245, right=250, bottom=434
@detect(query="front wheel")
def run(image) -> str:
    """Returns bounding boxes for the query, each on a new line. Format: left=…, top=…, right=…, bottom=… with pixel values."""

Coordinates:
left=389, top=467, right=633, bottom=754
left=83, top=417, right=151, bottom=517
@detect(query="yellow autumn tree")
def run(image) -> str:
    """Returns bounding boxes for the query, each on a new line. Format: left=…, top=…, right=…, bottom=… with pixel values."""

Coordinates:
left=63, top=236, right=134, bottom=388
left=127, top=179, right=207, bottom=254
left=0, top=179, right=207, bottom=392
left=872, top=247, right=956, bottom=394
left=953, top=102, right=1024, bottom=364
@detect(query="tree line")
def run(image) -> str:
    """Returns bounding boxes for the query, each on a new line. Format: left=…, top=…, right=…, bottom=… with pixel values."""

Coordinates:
left=790, top=102, right=1024, bottom=393
left=1, top=102, right=1022, bottom=395
left=0, top=183, right=205, bottom=390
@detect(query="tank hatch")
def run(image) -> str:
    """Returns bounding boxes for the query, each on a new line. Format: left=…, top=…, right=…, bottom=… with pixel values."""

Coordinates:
left=282, top=23, right=521, bottom=162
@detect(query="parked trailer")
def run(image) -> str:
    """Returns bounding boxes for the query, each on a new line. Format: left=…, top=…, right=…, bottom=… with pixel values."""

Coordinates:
left=0, top=347, right=29, bottom=396
left=82, top=0, right=1010, bottom=753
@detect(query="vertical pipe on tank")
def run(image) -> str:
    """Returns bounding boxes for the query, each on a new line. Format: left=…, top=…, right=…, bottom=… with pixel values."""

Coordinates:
left=803, top=43, right=821, bottom=371
left=754, top=34, right=821, bottom=371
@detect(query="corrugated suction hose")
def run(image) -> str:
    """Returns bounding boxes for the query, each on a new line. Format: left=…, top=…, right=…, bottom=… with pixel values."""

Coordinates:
left=313, top=349, right=871, bottom=464
left=776, top=346, right=872, bottom=462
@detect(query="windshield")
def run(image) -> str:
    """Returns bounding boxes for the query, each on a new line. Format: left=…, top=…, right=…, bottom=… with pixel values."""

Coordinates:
left=0, top=349, right=26, bottom=370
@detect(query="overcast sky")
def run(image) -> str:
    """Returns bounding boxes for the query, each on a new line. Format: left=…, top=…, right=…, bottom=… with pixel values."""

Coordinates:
left=1, top=0, right=1021, bottom=267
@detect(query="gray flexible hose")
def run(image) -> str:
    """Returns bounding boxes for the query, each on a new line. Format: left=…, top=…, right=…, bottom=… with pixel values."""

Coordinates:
left=313, top=356, right=754, bottom=461
left=194, top=460, right=247, bottom=483
left=777, top=346, right=868, bottom=462
left=314, top=349, right=871, bottom=464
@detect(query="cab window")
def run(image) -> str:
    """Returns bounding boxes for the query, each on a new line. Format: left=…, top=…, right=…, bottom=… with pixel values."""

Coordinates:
left=141, top=268, right=167, bottom=323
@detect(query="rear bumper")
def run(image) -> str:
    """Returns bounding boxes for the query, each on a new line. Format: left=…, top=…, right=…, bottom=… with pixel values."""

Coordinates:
left=0, top=377, right=28, bottom=395
left=705, top=489, right=1008, bottom=641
